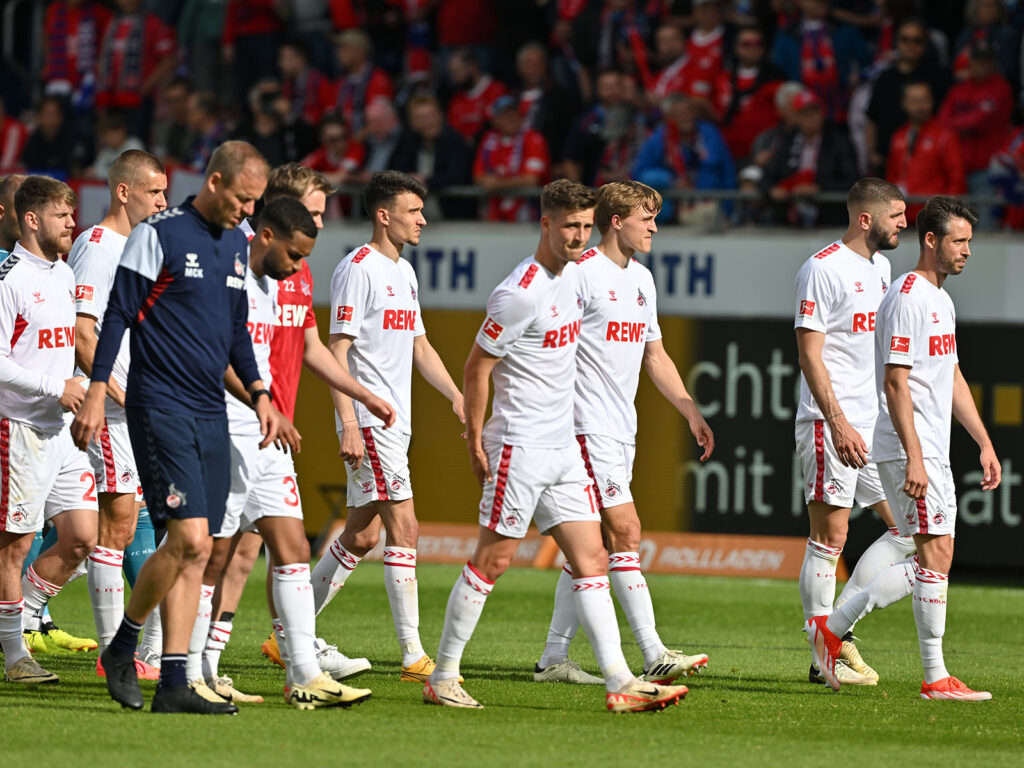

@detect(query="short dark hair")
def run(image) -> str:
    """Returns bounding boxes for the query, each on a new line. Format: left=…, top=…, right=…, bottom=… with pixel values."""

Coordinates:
left=540, top=179, right=597, bottom=215
left=256, top=196, right=318, bottom=241
left=0, top=174, right=27, bottom=208
left=901, top=78, right=933, bottom=98
left=916, top=196, right=978, bottom=248
left=847, top=177, right=904, bottom=212
left=14, top=175, right=77, bottom=223
left=108, top=150, right=166, bottom=187
left=363, top=170, right=427, bottom=216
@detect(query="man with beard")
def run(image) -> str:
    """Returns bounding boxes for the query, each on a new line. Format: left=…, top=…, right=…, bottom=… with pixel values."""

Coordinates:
left=793, top=178, right=916, bottom=687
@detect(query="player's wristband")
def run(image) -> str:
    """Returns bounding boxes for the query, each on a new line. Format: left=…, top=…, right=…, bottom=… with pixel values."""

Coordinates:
left=250, top=389, right=272, bottom=408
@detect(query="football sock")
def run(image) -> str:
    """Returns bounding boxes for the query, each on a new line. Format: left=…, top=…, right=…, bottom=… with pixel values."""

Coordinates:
left=203, top=614, right=234, bottom=680
left=22, top=530, right=44, bottom=575
left=140, top=608, right=163, bottom=654
left=538, top=564, right=577, bottom=669
left=87, top=547, right=125, bottom=651
left=826, top=556, right=917, bottom=638
left=432, top=562, right=493, bottom=683
left=312, top=537, right=360, bottom=614
left=383, top=546, right=425, bottom=665
left=160, top=654, right=187, bottom=688
left=834, top=527, right=916, bottom=615
left=109, top=614, right=143, bottom=656
left=799, top=538, right=841, bottom=620
left=572, top=575, right=632, bottom=693
left=123, top=506, right=156, bottom=589
left=608, top=552, right=666, bottom=667
left=272, top=618, right=290, bottom=671
left=21, top=565, right=61, bottom=628
left=273, top=564, right=319, bottom=686
left=186, top=584, right=215, bottom=682
left=913, top=565, right=950, bottom=684
left=0, top=599, right=29, bottom=666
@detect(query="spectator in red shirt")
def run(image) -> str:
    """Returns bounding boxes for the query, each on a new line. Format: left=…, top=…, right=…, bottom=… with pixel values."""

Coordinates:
left=222, top=0, right=284, bottom=112
left=329, top=29, right=394, bottom=136
left=473, top=94, right=550, bottom=222
left=41, top=0, right=112, bottom=112
left=279, top=39, right=333, bottom=127
left=301, top=113, right=365, bottom=220
left=713, top=24, right=785, bottom=165
left=446, top=48, right=508, bottom=146
left=95, top=0, right=176, bottom=139
left=682, top=0, right=731, bottom=103
left=886, top=80, right=965, bottom=224
left=648, top=23, right=689, bottom=102
left=0, top=96, right=29, bottom=174
left=436, top=0, right=497, bottom=51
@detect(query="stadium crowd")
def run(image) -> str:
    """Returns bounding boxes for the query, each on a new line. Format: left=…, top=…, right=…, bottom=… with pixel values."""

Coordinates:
left=4, top=0, right=1024, bottom=227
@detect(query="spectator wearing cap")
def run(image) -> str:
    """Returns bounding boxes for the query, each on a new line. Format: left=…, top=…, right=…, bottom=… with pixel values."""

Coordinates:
left=473, top=94, right=550, bottom=222
left=446, top=48, right=509, bottom=146
left=329, top=29, right=394, bottom=136
left=952, top=0, right=1018, bottom=85
left=938, top=40, right=1013, bottom=226
left=279, top=39, right=334, bottom=128
left=760, top=89, right=858, bottom=227
left=515, top=42, right=576, bottom=173
left=886, top=80, right=965, bottom=223
left=865, top=18, right=951, bottom=175
left=632, top=92, right=735, bottom=222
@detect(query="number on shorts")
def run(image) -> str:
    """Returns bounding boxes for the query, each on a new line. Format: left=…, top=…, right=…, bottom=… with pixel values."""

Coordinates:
left=282, top=477, right=299, bottom=507
left=81, top=471, right=97, bottom=502
left=584, top=485, right=597, bottom=514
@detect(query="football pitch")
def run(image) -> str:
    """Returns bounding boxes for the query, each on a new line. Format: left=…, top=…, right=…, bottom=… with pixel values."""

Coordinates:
left=2, top=561, right=1022, bottom=768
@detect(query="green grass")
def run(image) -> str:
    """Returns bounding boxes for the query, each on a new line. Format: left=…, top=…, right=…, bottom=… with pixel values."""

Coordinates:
left=2, top=562, right=1022, bottom=768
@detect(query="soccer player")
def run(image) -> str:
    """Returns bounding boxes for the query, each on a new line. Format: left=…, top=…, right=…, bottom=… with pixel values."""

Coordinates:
left=0, top=176, right=96, bottom=684
left=534, top=180, right=714, bottom=686
left=424, top=179, right=688, bottom=712
left=794, top=177, right=914, bottom=686
left=0, top=174, right=26, bottom=260
left=808, top=196, right=1000, bottom=699
left=313, top=170, right=464, bottom=682
left=72, top=141, right=292, bottom=714
left=66, top=150, right=167, bottom=679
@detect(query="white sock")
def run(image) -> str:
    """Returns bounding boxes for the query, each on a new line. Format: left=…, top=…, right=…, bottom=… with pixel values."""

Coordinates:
left=87, top=547, right=125, bottom=651
left=312, top=537, right=361, bottom=614
left=799, top=539, right=841, bottom=620
left=272, top=618, right=291, bottom=675
left=22, top=565, right=62, bottom=626
left=273, top=564, right=319, bottom=686
left=538, top=564, right=577, bottom=669
left=834, top=527, right=916, bottom=615
left=572, top=575, right=632, bottom=693
left=140, top=607, right=163, bottom=654
left=0, top=599, right=28, bottom=666
left=608, top=552, right=665, bottom=668
left=432, top=562, right=493, bottom=683
left=67, top=558, right=88, bottom=583
left=203, top=619, right=233, bottom=680
left=383, top=546, right=425, bottom=665
left=827, top=556, right=917, bottom=638
left=186, top=584, right=215, bottom=682
left=913, top=565, right=950, bottom=684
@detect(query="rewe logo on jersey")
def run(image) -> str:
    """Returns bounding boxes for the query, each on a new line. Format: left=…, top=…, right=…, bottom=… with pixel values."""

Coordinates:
left=542, top=319, right=581, bottom=348
left=38, top=326, right=75, bottom=348
left=929, top=333, right=956, bottom=356
left=184, top=252, right=204, bottom=278
left=852, top=312, right=876, bottom=332
left=606, top=321, right=646, bottom=342
left=383, top=309, right=416, bottom=330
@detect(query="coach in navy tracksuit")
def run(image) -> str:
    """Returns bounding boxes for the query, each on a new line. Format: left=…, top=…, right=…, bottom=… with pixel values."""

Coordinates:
left=72, top=141, right=294, bottom=714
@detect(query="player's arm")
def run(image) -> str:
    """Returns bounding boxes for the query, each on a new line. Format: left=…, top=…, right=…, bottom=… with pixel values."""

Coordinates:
left=327, top=333, right=364, bottom=468
left=413, top=334, right=465, bottom=425
left=795, top=327, right=868, bottom=467
left=952, top=363, right=1000, bottom=490
left=464, top=342, right=500, bottom=485
left=74, top=313, right=127, bottom=407
left=224, top=364, right=251, bottom=404
left=882, top=363, right=927, bottom=500
left=304, top=326, right=395, bottom=427
left=642, top=338, right=714, bottom=461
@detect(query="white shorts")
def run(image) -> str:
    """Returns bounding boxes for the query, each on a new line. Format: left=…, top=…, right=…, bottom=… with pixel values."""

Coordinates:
left=796, top=419, right=886, bottom=508
left=89, top=417, right=139, bottom=495
left=218, top=435, right=302, bottom=538
left=1, top=419, right=98, bottom=535
left=576, top=433, right=635, bottom=509
left=879, top=458, right=956, bottom=537
left=343, top=427, right=412, bottom=508
left=478, top=440, right=601, bottom=538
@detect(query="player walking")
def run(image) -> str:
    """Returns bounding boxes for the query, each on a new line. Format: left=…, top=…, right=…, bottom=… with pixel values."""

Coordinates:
left=808, top=196, right=1000, bottom=699
left=424, top=179, right=689, bottom=712
left=534, top=180, right=714, bottom=685
left=794, top=178, right=914, bottom=686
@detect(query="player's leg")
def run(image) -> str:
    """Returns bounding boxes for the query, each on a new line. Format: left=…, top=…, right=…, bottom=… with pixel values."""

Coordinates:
left=203, top=530, right=262, bottom=681
left=377, top=497, right=431, bottom=674
left=1, top=529, right=59, bottom=683
left=311, top=506, right=381, bottom=612
left=124, top=501, right=156, bottom=588
left=88, top=491, right=136, bottom=652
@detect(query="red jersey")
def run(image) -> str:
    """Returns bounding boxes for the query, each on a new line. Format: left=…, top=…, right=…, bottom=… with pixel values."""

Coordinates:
left=282, top=68, right=333, bottom=126
left=682, top=26, right=725, bottom=99
left=448, top=76, right=508, bottom=142
left=886, top=119, right=965, bottom=221
left=329, top=66, right=393, bottom=132
left=96, top=13, right=175, bottom=109
left=937, top=73, right=1013, bottom=174
left=714, top=68, right=781, bottom=160
left=1, top=116, right=28, bottom=174
left=270, top=261, right=317, bottom=420
left=302, top=141, right=365, bottom=175
left=473, top=129, right=550, bottom=222
left=43, top=1, right=112, bottom=91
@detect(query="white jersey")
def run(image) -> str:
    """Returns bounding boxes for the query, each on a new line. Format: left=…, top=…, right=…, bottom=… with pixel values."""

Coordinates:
left=329, top=244, right=424, bottom=433
left=794, top=240, right=891, bottom=427
left=476, top=256, right=582, bottom=448
left=0, top=243, right=76, bottom=434
left=67, top=225, right=132, bottom=420
left=873, top=272, right=957, bottom=462
left=573, top=247, right=662, bottom=443
left=226, top=267, right=277, bottom=436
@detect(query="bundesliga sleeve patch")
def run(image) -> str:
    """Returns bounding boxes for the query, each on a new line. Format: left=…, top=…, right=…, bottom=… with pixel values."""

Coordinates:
left=799, top=299, right=815, bottom=317
left=75, top=285, right=95, bottom=302
left=337, top=305, right=353, bottom=322
left=890, top=336, right=911, bottom=354
left=482, top=317, right=504, bottom=341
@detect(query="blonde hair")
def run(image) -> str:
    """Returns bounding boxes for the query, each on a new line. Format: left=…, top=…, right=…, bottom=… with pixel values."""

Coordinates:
left=265, top=163, right=334, bottom=202
left=595, top=180, right=662, bottom=233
